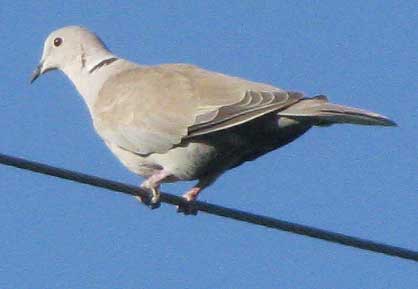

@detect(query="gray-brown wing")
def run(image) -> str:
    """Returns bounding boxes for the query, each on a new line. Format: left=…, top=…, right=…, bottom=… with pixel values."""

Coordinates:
left=166, top=64, right=303, bottom=137
left=92, top=64, right=303, bottom=155
left=188, top=90, right=302, bottom=137
left=92, top=67, right=198, bottom=155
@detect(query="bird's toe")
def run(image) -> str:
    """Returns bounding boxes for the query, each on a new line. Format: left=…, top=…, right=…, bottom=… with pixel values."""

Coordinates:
left=135, top=195, right=161, bottom=210
left=176, top=201, right=198, bottom=216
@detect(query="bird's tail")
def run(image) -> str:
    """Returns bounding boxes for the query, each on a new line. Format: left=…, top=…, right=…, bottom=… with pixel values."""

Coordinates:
left=278, top=95, right=397, bottom=127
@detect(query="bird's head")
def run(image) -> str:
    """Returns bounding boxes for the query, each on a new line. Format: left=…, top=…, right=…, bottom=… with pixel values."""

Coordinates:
left=30, top=26, right=111, bottom=83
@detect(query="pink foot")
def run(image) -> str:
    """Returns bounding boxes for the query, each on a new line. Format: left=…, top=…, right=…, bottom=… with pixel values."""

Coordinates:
left=136, top=170, right=171, bottom=209
left=177, top=187, right=201, bottom=215
left=183, top=187, right=201, bottom=201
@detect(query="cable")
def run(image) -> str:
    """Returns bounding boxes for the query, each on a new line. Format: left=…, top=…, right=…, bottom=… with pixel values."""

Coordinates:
left=1, top=152, right=417, bottom=262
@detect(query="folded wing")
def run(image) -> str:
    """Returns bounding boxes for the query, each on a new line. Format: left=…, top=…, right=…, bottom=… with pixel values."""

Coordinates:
left=92, top=64, right=302, bottom=155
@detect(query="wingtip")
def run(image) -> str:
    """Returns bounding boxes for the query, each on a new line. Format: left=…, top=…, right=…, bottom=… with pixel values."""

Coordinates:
left=366, top=114, right=397, bottom=127
left=382, top=118, right=398, bottom=127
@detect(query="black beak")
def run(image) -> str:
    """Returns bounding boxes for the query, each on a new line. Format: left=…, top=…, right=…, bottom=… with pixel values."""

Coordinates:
left=30, top=62, right=43, bottom=84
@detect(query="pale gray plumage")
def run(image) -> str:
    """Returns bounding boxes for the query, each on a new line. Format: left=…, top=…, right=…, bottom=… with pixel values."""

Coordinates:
left=31, top=26, right=396, bottom=214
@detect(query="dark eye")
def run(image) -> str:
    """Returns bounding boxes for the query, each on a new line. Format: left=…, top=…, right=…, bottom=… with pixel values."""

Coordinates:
left=53, top=37, right=63, bottom=47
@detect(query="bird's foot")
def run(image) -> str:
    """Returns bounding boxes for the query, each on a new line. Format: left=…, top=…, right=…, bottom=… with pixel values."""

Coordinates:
left=135, top=186, right=161, bottom=210
left=176, top=187, right=200, bottom=215
left=136, top=171, right=171, bottom=210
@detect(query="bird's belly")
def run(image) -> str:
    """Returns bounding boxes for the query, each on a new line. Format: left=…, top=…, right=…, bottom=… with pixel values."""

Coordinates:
left=105, top=140, right=218, bottom=181
left=147, top=141, right=218, bottom=181
left=104, top=141, right=159, bottom=177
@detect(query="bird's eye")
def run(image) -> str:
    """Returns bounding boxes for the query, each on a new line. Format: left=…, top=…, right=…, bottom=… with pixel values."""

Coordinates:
left=53, top=37, right=63, bottom=47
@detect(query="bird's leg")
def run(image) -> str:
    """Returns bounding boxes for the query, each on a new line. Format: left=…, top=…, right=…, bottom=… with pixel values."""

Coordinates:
left=137, top=170, right=171, bottom=209
left=177, top=174, right=219, bottom=215
left=183, top=187, right=202, bottom=202
left=176, top=187, right=202, bottom=215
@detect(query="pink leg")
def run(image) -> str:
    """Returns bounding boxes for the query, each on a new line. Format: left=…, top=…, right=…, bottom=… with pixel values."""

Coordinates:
left=177, top=175, right=219, bottom=215
left=182, top=187, right=202, bottom=202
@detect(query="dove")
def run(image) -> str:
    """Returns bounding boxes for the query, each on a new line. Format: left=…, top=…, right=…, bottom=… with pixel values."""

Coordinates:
left=31, top=26, right=396, bottom=214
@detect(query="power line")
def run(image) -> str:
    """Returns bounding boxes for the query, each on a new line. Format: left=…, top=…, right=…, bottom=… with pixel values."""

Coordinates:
left=1, top=152, right=417, bottom=262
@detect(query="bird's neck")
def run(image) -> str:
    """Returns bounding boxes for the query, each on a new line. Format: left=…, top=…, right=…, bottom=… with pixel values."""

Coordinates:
left=61, top=50, right=119, bottom=112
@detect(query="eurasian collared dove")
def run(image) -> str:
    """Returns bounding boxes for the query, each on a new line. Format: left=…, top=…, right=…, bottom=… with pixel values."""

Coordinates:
left=31, top=26, right=396, bottom=214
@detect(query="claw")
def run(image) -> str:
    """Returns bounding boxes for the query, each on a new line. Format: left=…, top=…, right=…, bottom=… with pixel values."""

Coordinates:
left=176, top=201, right=198, bottom=215
left=136, top=170, right=170, bottom=210
left=149, top=201, right=161, bottom=210
left=135, top=186, right=161, bottom=210
left=150, top=187, right=160, bottom=204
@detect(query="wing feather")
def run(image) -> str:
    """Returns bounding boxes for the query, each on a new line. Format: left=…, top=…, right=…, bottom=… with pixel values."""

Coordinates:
left=92, top=64, right=303, bottom=155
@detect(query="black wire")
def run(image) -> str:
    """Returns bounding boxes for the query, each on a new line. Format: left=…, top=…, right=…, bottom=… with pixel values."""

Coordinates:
left=1, top=152, right=417, bottom=262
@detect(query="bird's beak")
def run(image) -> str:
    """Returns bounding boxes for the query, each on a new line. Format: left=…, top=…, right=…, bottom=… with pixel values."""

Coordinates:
left=30, top=61, right=43, bottom=84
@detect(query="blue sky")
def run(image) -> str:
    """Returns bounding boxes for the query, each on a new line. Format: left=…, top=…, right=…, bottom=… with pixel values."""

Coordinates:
left=0, top=1, right=417, bottom=288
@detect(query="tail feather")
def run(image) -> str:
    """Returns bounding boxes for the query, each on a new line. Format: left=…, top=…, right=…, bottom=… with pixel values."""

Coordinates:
left=278, top=95, right=397, bottom=127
